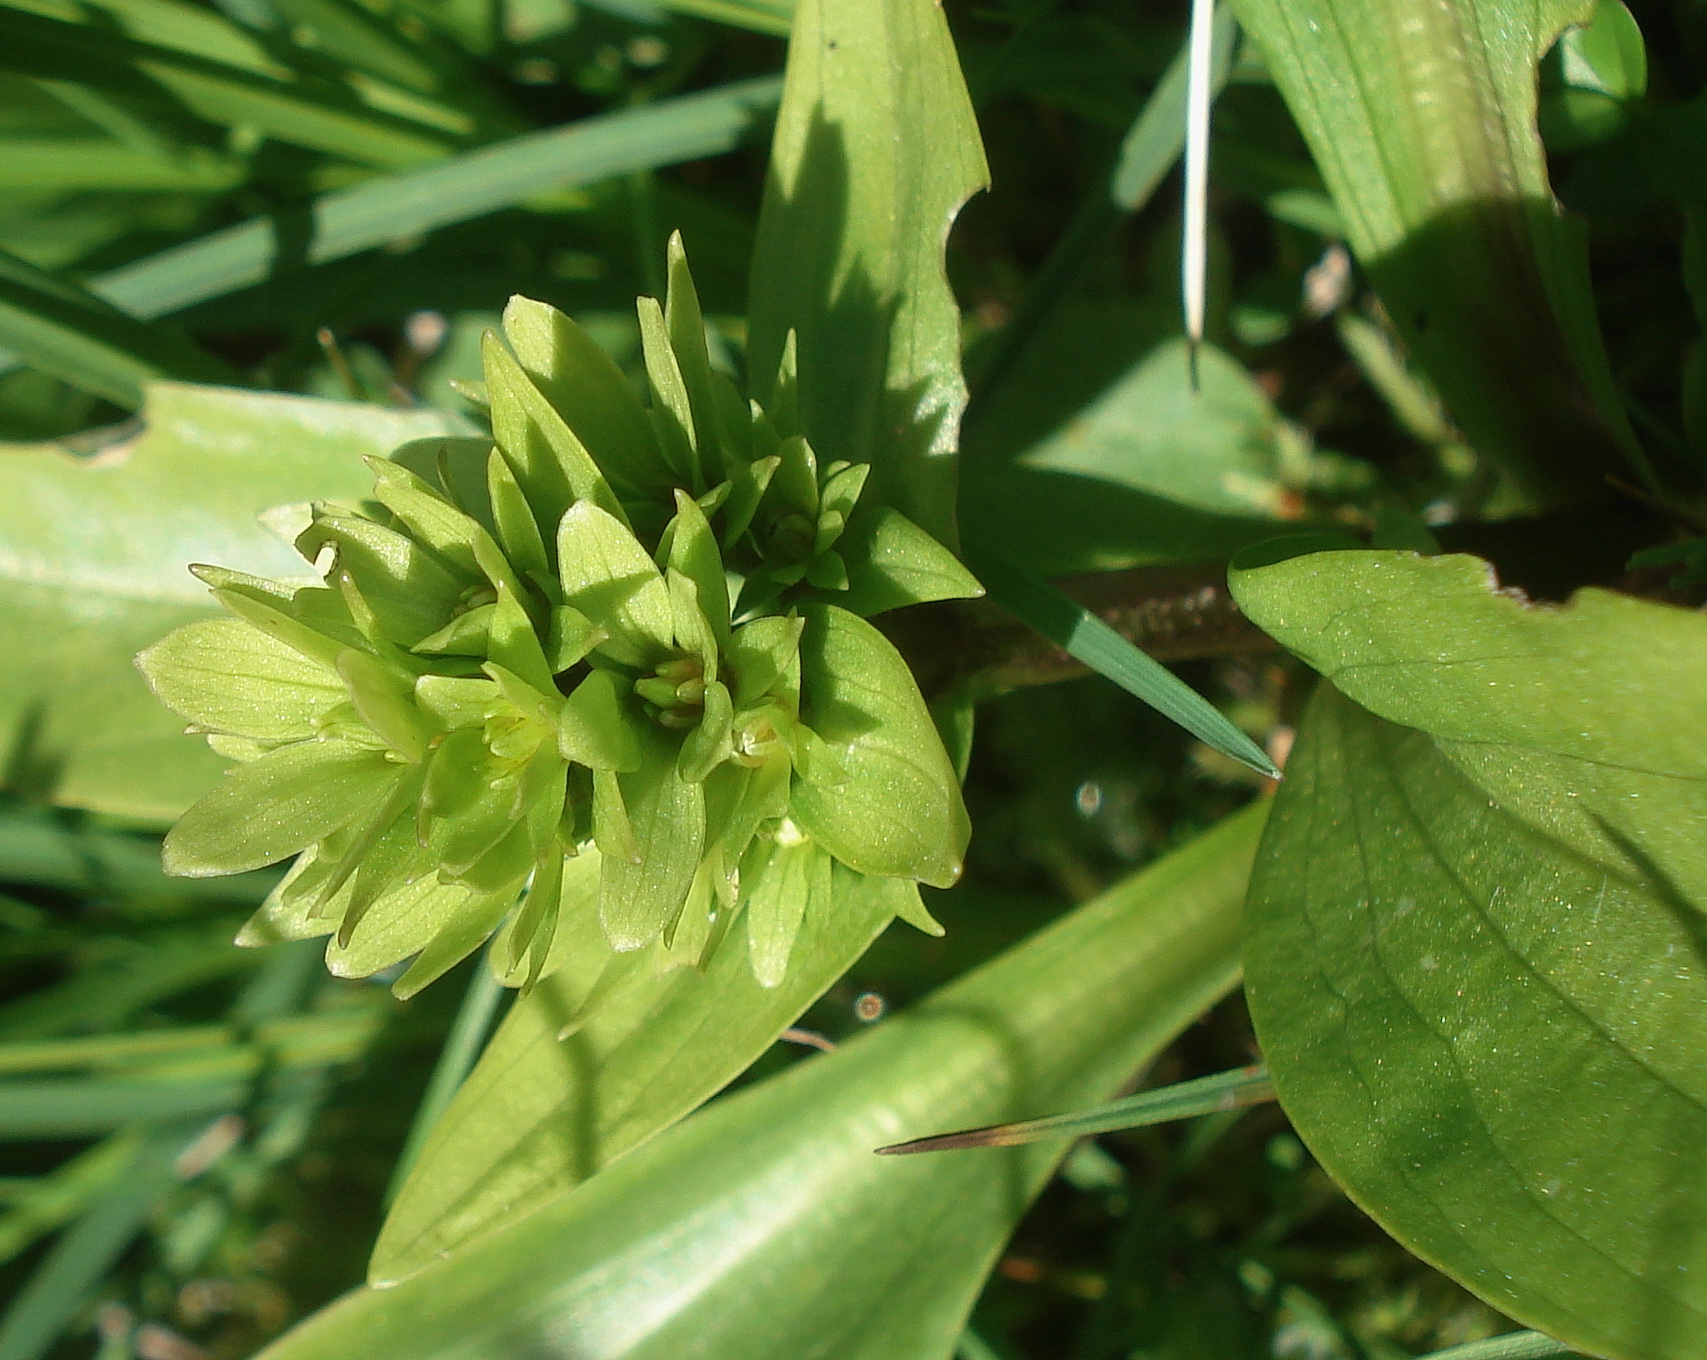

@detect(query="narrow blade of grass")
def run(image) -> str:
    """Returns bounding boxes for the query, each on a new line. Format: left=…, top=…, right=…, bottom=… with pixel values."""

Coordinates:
left=1415, top=1334, right=1581, bottom=1360
left=384, top=955, right=508, bottom=1205
left=0, top=78, right=781, bottom=381
left=0, top=1121, right=199, bottom=1360
left=0, top=246, right=232, bottom=406
left=1112, top=0, right=1238, bottom=212
left=0, top=1078, right=250, bottom=1138
left=876, top=1063, right=1274, bottom=1154
left=94, top=77, right=782, bottom=321
left=656, top=0, right=793, bottom=35
left=965, top=542, right=1279, bottom=778
left=0, top=1131, right=140, bottom=1268
left=964, top=5, right=1237, bottom=428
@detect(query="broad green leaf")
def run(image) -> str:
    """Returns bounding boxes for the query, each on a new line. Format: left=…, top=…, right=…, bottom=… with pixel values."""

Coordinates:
left=746, top=0, right=989, bottom=545
left=371, top=861, right=907, bottom=1281
left=1222, top=0, right=1644, bottom=502
left=1245, top=683, right=1707, bottom=1359
left=1539, top=0, right=1647, bottom=153
left=1559, top=0, right=1646, bottom=100
left=1230, top=550, right=1707, bottom=918
left=791, top=604, right=969, bottom=887
left=1419, top=1336, right=1579, bottom=1360
left=960, top=302, right=1297, bottom=577
left=0, top=245, right=230, bottom=407
left=968, top=543, right=1279, bottom=778
left=0, top=383, right=466, bottom=822
left=268, top=804, right=1264, bottom=1358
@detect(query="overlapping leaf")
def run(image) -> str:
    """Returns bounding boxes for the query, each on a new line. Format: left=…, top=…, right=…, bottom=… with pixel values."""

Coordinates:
left=373, top=864, right=908, bottom=1281
left=1232, top=548, right=1707, bottom=1357
left=263, top=805, right=1264, bottom=1360
left=1224, top=0, right=1645, bottom=502
left=1232, top=549, right=1707, bottom=918
left=0, top=383, right=467, bottom=820
left=747, top=0, right=988, bottom=544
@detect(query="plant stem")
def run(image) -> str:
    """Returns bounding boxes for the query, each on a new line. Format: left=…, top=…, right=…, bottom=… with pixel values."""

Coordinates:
left=385, top=958, right=508, bottom=1207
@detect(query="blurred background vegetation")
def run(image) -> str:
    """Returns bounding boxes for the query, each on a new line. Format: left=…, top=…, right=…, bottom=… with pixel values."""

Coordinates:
left=0, top=0, right=1696, bottom=1354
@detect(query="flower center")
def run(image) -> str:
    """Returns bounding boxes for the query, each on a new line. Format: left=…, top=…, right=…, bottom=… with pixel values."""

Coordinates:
left=634, top=655, right=706, bottom=729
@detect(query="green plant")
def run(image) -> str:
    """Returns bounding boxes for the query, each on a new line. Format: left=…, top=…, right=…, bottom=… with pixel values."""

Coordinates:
left=136, top=240, right=977, bottom=998
left=0, top=0, right=1704, bottom=1357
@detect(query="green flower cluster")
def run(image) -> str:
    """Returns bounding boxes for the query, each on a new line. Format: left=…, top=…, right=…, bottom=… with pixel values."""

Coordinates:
left=138, top=237, right=979, bottom=996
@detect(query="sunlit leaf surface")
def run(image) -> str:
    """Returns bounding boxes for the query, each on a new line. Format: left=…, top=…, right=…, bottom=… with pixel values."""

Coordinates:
left=266, top=805, right=1264, bottom=1360
left=1235, top=550, right=1707, bottom=1358
left=0, top=384, right=466, bottom=820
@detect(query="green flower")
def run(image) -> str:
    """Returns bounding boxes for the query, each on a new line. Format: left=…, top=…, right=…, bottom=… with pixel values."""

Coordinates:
left=139, top=235, right=981, bottom=997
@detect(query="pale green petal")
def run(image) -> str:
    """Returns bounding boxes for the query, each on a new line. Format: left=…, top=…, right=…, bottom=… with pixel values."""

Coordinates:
left=559, top=670, right=643, bottom=772
left=501, top=296, right=672, bottom=495
left=790, top=605, right=968, bottom=888
left=164, top=739, right=403, bottom=877
left=743, top=828, right=823, bottom=988
left=835, top=506, right=983, bottom=617
left=556, top=501, right=673, bottom=667
left=599, top=734, right=706, bottom=951
left=138, top=617, right=341, bottom=740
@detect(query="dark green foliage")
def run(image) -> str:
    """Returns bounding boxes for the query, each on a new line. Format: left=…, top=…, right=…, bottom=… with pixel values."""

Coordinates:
left=0, top=0, right=1702, bottom=1356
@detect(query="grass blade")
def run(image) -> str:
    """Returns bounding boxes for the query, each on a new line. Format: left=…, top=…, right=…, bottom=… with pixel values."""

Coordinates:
left=0, top=78, right=781, bottom=380
left=1181, top=0, right=1216, bottom=371
left=102, top=78, right=778, bottom=321
left=384, top=955, right=507, bottom=1205
left=655, top=0, right=793, bottom=35
left=0, top=810, right=274, bottom=903
left=0, top=1121, right=199, bottom=1360
left=0, top=1132, right=140, bottom=1268
left=877, top=1064, right=1274, bottom=1153
left=965, top=541, right=1279, bottom=778
left=0, top=1078, right=249, bottom=1138
left=0, top=6, right=453, bottom=169
left=1416, top=1336, right=1580, bottom=1360
left=0, top=139, right=242, bottom=192
left=0, top=246, right=231, bottom=406
left=965, top=4, right=1237, bottom=426
left=1112, top=1, right=1238, bottom=212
